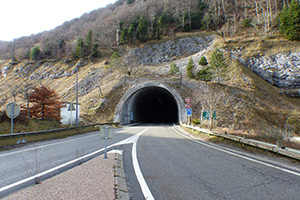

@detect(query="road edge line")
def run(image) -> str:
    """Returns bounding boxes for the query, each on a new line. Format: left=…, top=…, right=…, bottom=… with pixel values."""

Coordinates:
left=132, top=127, right=155, bottom=200
left=172, top=125, right=300, bottom=177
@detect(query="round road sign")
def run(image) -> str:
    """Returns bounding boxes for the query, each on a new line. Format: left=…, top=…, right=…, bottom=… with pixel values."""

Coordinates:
left=6, top=102, right=20, bottom=119
left=185, top=97, right=191, bottom=103
left=185, top=103, right=191, bottom=108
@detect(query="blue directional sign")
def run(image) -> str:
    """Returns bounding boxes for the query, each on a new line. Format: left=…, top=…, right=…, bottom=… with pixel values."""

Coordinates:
left=186, top=108, right=192, bottom=116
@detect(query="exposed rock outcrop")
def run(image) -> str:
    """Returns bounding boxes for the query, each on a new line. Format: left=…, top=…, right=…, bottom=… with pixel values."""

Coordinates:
left=128, top=35, right=215, bottom=66
left=237, top=52, right=300, bottom=89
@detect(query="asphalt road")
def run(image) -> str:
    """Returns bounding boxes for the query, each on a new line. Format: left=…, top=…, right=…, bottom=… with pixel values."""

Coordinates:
left=1, top=125, right=300, bottom=199
left=0, top=125, right=146, bottom=196
left=123, top=125, right=300, bottom=200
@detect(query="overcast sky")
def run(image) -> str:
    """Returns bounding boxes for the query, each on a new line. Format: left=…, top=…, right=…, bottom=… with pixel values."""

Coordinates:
left=0, top=0, right=117, bottom=41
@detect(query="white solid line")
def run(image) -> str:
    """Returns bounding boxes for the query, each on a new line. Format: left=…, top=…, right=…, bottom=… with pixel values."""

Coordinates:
left=0, top=127, right=153, bottom=195
left=0, top=145, right=105, bottom=193
left=172, top=126, right=300, bottom=177
left=132, top=127, right=155, bottom=200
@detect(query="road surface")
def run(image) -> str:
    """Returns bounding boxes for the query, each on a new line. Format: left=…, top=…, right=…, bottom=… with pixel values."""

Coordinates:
left=122, top=125, right=300, bottom=199
left=1, top=124, right=300, bottom=199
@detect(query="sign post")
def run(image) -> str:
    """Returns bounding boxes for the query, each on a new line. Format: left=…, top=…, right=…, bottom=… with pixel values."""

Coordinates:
left=185, top=97, right=192, bottom=125
left=100, top=126, right=114, bottom=159
left=6, top=102, right=20, bottom=134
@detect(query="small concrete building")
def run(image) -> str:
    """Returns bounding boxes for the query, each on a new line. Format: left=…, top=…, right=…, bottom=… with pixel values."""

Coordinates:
left=60, top=102, right=80, bottom=125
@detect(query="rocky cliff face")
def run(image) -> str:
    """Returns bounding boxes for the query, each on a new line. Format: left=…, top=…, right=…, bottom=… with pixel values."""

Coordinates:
left=235, top=52, right=300, bottom=90
left=128, top=35, right=215, bottom=66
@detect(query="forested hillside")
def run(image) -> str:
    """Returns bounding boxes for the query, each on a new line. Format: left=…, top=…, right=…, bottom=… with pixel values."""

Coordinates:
left=0, top=0, right=299, bottom=60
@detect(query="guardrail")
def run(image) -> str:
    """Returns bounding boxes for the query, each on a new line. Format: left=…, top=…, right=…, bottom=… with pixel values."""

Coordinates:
left=181, top=124, right=300, bottom=161
left=0, top=123, right=118, bottom=140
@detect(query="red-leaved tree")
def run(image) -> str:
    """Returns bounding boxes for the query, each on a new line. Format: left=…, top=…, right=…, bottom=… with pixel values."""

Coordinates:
left=29, top=85, right=63, bottom=120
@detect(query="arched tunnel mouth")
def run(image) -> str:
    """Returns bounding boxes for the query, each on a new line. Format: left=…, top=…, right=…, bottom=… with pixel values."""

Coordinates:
left=132, top=87, right=179, bottom=124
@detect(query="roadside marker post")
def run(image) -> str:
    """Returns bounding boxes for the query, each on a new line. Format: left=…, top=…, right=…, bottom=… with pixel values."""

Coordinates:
left=100, top=126, right=114, bottom=159
left=5, top=102, right=20, bottom=134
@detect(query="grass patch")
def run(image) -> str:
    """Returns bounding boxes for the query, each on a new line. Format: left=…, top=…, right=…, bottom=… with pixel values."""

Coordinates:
left=0, top=119, right=62, bottom=135
left=0, top=126, right=99, bottom=151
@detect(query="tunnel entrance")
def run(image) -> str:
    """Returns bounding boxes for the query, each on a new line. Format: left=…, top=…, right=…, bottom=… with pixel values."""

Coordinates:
left=114, top=83, right=185, bottom=125
left=133, top=87, right=178, bottom=123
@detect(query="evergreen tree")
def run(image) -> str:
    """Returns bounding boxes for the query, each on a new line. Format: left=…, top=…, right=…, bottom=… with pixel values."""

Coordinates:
left=86, top=30, right=93, bottom=55
left=210, top=48, right=227, bottom=83
left=199, top=56, right=208, bottom=66
left=74, top=38, right=84, bottom=58
left=128, top=21, right=137, bottom=44
left=169, top=62, right=179, bottom=75
left=30, top=46, right=41, bottom=61
left=137, top=15, right=149, bottom=42
left=196, top=67, right=212, bottom=81
left=186, top=58, right=195, bottom=79
left=279, top=0, right=300, bottom=40
left=158, top=12, right=169, bottom=36
left=120, top=27, right=128, bottom=44
left=152, top=15, right=159, bottom=39
left=91, top=43, right=100, bottom=58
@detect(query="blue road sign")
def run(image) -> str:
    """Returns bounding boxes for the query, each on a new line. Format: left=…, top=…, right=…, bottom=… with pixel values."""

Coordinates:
left=186, top=108, right=192, bottom=116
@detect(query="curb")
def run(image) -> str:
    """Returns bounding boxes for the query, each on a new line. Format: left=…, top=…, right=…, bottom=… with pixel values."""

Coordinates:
left=113, top=150, right=130, bottom=200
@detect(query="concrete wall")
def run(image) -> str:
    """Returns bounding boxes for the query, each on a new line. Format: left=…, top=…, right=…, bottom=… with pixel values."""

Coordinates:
left=61, top=103, right=80, bottom=125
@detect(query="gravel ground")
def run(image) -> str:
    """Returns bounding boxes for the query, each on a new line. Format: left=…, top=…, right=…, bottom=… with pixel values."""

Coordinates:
left=3, top=152, right=116, bottom=200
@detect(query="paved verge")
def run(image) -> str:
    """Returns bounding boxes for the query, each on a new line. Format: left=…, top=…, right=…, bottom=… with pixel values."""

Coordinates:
left=3, top=151, right=128, bottom=200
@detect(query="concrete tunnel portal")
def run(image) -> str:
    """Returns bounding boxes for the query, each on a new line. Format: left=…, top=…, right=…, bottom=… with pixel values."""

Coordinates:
left=114, top=83, right=186, bottom=125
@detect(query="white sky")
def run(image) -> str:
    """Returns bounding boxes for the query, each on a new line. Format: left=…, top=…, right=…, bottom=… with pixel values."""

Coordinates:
left=0, top=0, right=118, bottom=41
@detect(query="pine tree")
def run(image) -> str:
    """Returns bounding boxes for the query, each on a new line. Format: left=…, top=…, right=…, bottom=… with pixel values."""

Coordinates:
left=186, top=58, right=195, bottom=79
left=29, top=85, right=63, bottom=120
left=169, top=62, right=179, bottom=75
left=30, top=46, right=41, bottom=61
left=137, top=15, right=149, bottom=42
left=279, top=0, right=300, bottom=40
left=199, top=56, right=208, bottom=66
left=91, top=43, right=100, bottom=58
left=120, top=27, right=128, bottom=44
left=128, top=22, right=137, bottom=44
left=86, top=30, right=93, bottom=55
left=210, top=48, right=227, bottom=83
left=74, top=38, right=84, bottom=58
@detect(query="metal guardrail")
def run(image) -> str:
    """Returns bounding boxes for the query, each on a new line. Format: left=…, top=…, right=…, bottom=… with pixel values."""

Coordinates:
left=181, top=124, right=300, bottom=161
left=0, top=123, right=118, bottom=140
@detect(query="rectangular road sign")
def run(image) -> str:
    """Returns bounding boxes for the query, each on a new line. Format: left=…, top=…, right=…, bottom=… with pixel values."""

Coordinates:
left=100, top=126, right=114, bottom=139
left=186, top=108, right=192, bottom=116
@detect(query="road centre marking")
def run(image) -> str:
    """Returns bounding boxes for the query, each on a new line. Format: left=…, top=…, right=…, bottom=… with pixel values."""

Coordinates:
left=172, top=126, right=300, bottom=177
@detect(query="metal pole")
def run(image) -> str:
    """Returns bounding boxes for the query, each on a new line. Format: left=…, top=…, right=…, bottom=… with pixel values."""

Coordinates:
left=104, top=126, right=108, bottom=159
left=75, top=64, right=79, bottom=127
left=11, top=104, right=14, bottom=134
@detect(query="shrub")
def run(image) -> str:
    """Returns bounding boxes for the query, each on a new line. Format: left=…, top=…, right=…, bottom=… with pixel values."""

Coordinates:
left=198, top=56, right=208, bottom=66
left=196, top=67, right=212, bottom=81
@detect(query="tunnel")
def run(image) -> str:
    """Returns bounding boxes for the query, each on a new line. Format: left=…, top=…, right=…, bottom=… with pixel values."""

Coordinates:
left=133, top=87, right=178, bottom=123
left=114, top=83, right=186, bottom=125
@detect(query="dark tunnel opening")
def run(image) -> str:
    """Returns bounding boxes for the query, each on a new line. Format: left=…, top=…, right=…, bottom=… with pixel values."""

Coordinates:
left=133, top=87, right=178, bottom=124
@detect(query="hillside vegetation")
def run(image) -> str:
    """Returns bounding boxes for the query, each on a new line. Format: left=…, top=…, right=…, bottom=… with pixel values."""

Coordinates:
left=0, top=0, right=299, bottom=146
left=0, top=0, right=299, bottom=61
